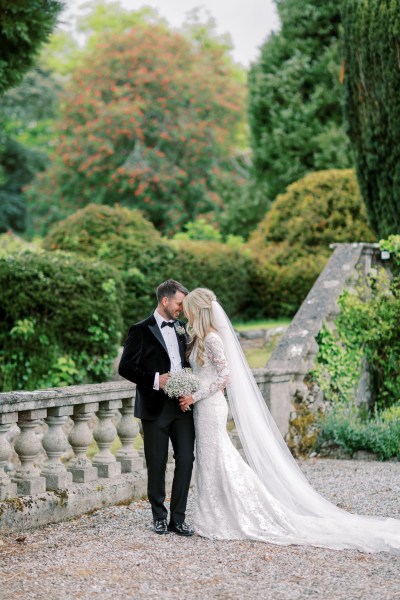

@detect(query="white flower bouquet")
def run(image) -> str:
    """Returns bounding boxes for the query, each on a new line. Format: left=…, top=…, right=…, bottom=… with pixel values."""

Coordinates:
left=164, top=368, right=200, bottom=404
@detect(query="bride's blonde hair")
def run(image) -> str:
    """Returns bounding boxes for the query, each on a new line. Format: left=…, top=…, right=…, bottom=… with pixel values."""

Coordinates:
left=183, top=288, right=217, bottom=365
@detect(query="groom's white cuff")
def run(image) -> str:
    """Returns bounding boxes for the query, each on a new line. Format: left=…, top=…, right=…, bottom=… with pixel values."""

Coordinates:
left=153, top=372, right=159, bottom=390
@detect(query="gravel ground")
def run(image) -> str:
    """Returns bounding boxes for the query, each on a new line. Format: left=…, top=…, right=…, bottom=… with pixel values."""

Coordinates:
left=1, top=459, right=400, bottom=600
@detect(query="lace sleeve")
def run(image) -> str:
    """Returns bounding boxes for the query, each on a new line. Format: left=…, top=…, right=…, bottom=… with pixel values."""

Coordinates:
left=192, top=332, right=230, bottom=403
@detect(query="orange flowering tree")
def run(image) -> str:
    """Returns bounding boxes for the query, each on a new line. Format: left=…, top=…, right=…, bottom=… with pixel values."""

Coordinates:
left=28, top=23, right=246, bottom=234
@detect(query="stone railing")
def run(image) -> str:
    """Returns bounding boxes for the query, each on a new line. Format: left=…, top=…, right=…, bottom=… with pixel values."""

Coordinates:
left=0, top=372, right=271, bottom=533
left=0, top=381, right=150, bottom=532
left=263, top=243, right=387, bottom=439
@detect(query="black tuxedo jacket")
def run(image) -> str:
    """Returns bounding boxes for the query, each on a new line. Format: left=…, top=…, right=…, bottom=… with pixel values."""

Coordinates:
left=118, top=314, right=188, bottom=420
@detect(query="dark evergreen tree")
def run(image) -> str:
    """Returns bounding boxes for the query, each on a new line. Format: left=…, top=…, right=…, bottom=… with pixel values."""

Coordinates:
left=0, top=0, right=63, bottom=95
left=248, top=0, right=353, bottom=219
left=342, top=0, right=400, bottom=237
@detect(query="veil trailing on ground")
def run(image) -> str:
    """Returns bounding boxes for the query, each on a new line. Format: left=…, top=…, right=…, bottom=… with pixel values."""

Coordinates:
left=211, top=300, right=400, bottom=553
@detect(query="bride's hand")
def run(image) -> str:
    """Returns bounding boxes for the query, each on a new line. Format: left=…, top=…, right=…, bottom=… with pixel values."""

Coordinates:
left=179, top=395, right=194, bottom=411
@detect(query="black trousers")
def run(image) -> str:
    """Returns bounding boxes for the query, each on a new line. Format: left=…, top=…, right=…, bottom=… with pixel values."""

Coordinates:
left=141, top=397, right=195, bottom=524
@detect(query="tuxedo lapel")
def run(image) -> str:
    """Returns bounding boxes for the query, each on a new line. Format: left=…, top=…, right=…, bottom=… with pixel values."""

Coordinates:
left=175, top=325, right=186, bottom=366
left=148, top=319, right=169, bottom=356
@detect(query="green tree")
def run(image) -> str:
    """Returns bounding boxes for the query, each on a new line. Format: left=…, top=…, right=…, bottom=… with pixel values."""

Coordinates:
left=342, top=0, right=400, bottom=237
left=41, top=0, right=162, bottom=75
left=0, top=67, right=61, bottom=232
left=248, top=0, right=353, bottom=221
left=27, top=21, right=246, bottom=235
left=0, top=0, right=63, bottom=94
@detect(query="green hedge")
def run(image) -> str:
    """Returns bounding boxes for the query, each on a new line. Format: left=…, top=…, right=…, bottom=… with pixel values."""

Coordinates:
left=248, top=169, right=376, bottom=317
left=0, top=250, right=123, bottom=391
left=170, top=240, right=256, bottom=319
left=43, top=203, right=176, bottom=328
left=43, top=204, right=259, bottom=329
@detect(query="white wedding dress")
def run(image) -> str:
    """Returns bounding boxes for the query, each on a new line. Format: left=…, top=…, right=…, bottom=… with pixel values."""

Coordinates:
left=189, top=312, right=400, bottom=553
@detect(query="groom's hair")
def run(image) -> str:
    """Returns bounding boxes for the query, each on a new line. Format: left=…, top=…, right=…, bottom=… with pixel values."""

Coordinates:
left=156, top=279, right=189, bottom=302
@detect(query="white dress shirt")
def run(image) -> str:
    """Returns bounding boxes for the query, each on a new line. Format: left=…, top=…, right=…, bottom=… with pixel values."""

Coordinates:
left=153, top=310, right=182, bottom=390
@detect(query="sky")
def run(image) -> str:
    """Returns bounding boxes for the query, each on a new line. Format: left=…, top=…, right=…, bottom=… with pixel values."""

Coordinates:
left=60, top=0, right=280, bottom=67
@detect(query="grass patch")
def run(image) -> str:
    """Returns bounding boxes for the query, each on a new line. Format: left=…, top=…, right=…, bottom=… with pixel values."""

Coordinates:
left=244, top=338, right=280, bottom=368
left=233, top=318, right=290, bottom=331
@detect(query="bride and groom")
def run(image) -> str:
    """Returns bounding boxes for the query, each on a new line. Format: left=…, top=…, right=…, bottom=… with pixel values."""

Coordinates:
left=119, top=279, right=400, bottom=553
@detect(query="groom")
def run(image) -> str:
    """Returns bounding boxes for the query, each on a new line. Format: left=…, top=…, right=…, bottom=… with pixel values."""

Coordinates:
left=118, top=279, right=195, bottom=536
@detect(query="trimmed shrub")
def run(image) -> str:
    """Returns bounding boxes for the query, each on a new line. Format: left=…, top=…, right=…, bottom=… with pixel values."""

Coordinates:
left=0, top=250, right=123, bottom=391
left=43, top=204, right=259, bottom=329
left=171, top=240, right=256, bottom=320
left=248, top=169, right=376, bottom=316
left=43, top=204, right=177, bottom=329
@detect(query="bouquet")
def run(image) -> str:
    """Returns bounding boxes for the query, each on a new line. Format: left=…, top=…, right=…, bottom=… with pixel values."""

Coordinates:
left=164, top=368, right=200, bottom=409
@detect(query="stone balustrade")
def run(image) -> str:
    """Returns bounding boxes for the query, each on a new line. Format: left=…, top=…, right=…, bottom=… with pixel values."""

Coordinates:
left=0, top=381, right=144, bottom=501
left=0, top=373, right=272, bottom=533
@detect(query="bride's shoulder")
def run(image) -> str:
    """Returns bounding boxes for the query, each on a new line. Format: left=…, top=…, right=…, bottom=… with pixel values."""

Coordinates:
left=205, top=330, right=222, bottom=344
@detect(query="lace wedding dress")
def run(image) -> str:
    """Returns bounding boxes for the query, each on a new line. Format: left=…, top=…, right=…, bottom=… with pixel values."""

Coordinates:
left=189, top=319, right=400, bottom=553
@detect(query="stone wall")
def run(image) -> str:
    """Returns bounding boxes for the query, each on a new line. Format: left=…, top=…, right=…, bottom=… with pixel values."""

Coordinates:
left=263, top=243, right=387, bottom=450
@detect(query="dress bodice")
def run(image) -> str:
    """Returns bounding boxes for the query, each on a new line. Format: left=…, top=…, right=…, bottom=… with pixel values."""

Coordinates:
left=190, top=332, right=230, bottom=404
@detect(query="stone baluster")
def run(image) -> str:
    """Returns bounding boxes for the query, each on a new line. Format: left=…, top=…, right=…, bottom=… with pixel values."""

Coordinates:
left=92, top=400, right=122, bottom=478
left=41, top=406, right=73, bottom=490
left=116, top=397, right=143, bottom=473
left=0, top=412, right=18, bottom=499
left=12, top=409, right=47, bottom=495
left=67, top=402, right=99, bottom=483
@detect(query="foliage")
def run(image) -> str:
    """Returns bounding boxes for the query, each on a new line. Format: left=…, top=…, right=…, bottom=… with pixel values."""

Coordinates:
left=248, top=169, right=375, bottom=317
left=0, top=232, right=37, bottom=255
left=0, top=250, right=123, bottom=391
left=27, top=20, right=246, bottom=235
left=43, top=204, right=258, bottom=327
left=313, top=238, right=400, bottom=459
left=380, top=235, right=400, bottom=270
left=313, top=324, right=364, bottom=407
left=319, top=403, right=400, bottom=460
left=42, top=203, right=175, bottom=329
left=41, top=0, right=162, bottom=75
left=248, top=0, right=353, bottom=222
left=173, top=218, right=222, bottom=242
left=172, top=240, right=256, bottom=320
left=0, top=0, right=63, bottom=95
left=342, top=0, right=400, bottom=237
left=0, top=67, right=62, bottom=233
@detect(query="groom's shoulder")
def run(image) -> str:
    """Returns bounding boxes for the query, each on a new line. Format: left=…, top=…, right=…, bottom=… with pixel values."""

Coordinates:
left=128, top=314, right=155, bottom=334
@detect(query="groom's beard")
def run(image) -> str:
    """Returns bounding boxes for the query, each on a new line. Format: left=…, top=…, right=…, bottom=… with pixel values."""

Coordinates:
left=164, top=307, right=177, bottom=321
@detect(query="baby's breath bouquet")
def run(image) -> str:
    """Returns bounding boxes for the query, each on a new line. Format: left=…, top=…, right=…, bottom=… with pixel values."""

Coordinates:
left=164, top=368, right=200, bottom=406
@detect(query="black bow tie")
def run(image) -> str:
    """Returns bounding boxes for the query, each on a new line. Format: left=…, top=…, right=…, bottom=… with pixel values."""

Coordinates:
left=161, top=320, right=175, bottom=329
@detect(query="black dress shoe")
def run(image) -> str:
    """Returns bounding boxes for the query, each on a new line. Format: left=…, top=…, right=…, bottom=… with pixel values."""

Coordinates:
left=168, top=521, right=194, bottom=536
left=153, top=518, right=170, bottom=535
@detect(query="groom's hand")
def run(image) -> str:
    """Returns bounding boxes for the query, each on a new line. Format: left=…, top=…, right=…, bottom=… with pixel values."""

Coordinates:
left=159, top=373, right=170, bottom=389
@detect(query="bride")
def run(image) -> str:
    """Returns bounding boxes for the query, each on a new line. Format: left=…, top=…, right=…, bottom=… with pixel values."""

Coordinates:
left=179, top=287, right=400, bottom=553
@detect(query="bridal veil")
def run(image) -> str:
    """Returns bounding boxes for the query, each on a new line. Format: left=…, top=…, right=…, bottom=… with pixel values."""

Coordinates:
left=211, top=300, right=400, bottom=553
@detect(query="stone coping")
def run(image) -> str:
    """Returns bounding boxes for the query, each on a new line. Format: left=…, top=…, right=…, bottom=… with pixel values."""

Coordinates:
left=0, top=380, right=137, bottom=414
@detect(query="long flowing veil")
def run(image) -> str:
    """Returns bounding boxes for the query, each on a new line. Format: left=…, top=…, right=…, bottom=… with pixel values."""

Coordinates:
left=211, top=300, right=400, bottom=549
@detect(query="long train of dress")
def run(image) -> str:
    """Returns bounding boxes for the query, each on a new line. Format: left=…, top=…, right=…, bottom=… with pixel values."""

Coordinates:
left=190, top=332, right=400, bottom=554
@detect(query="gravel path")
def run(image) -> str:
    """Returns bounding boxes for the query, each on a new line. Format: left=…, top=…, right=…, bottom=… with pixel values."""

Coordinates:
left=1, top=459, right=400, bottom=600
